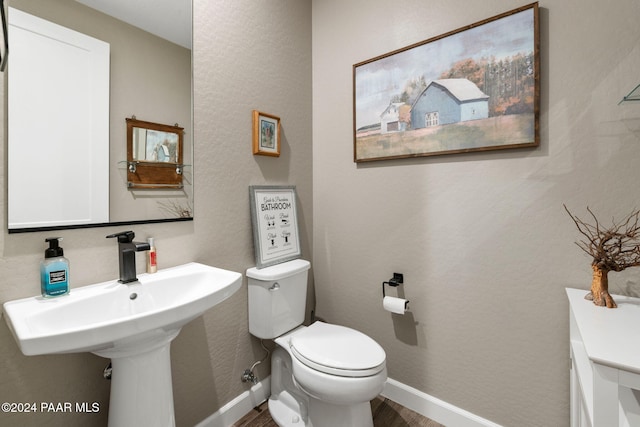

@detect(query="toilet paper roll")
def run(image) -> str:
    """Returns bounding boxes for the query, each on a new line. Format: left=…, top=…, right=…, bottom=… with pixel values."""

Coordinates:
left=383, top=296, right=409, bottom=314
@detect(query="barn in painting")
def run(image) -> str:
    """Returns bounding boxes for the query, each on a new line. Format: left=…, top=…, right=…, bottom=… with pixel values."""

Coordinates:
left=410, top=78, right=489, bottom=129
left=380, top=102, right=411, bottom=134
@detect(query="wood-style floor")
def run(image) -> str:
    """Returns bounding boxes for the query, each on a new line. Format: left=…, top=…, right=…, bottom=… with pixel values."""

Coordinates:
left=232, top=396, right=445, bottom=427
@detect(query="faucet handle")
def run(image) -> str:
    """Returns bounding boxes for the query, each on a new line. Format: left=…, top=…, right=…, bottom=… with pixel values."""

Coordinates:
left=106, top=230, right=135, bottom=243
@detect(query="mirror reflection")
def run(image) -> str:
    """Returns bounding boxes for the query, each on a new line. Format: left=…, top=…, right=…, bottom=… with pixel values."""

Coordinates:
left=133, top=129, right=180, bottom=163
left=7, top=0, right=193, bottom=232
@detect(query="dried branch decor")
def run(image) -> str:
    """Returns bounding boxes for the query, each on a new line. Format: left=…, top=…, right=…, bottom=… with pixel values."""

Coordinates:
left=564, top=204, right=640, bottom=308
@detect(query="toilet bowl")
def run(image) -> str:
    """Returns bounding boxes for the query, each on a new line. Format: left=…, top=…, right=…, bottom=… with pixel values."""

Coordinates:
left=247, top=259, right=387, bottom=427
left=284, top=322, right=386, bottom=405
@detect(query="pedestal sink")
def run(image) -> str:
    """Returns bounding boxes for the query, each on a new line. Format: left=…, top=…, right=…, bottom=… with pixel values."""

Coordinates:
left=2, top=262, right=242, bottom=427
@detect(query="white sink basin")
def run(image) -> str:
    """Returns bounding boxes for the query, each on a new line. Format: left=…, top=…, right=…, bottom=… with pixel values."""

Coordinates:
left=2, top=261, right=242, bottom=427
left=3, top=262, right=242, bottom=356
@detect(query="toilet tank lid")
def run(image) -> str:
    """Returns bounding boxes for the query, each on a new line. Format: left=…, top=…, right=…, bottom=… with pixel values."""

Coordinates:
left=246, top=259, right=310, bottom=281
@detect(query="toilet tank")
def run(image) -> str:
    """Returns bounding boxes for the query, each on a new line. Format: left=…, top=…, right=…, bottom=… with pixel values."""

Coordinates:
left=246, top=259, right=310, bottom=339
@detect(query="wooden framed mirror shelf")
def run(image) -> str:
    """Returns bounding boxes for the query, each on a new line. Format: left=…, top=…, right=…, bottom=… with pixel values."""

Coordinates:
left=126, top=117, right=184, bottom=189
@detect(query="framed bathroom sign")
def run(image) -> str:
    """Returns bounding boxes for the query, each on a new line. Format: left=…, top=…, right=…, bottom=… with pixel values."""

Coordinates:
left=249, top=185, right=301, bottom=268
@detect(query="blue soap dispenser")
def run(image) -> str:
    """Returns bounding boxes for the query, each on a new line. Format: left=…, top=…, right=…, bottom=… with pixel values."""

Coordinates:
left=40, top=237, right=70, bottom=297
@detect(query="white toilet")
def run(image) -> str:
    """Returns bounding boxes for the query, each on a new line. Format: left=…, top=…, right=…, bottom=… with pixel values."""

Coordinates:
left=247, top=259, right=387, bottom=427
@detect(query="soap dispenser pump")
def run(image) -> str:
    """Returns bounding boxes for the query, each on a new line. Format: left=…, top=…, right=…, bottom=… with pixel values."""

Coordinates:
left=40, top=237, right=70, bottom=297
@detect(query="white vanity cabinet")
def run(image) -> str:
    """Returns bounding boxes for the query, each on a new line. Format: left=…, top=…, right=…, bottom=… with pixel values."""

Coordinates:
left=567, top=288, right=640, bottom=427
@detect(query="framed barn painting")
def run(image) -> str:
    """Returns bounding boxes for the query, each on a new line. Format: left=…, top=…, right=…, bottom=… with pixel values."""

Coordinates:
left=353, top=2, right=539, bottom=162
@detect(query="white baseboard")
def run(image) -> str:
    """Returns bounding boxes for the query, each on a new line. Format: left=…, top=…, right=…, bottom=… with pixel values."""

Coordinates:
left=194, top=377, right=271, bottom=427
left=195, top=376, right=502, bottom=427
left=381, top=378, right=503, bottom=427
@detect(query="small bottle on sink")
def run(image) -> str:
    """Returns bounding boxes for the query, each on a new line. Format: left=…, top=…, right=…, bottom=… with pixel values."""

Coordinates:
left=147, top=237, right=157, bottom=274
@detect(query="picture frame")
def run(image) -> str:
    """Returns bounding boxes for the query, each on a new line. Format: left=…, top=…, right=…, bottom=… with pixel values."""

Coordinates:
left=252, top=110, right=281, bottom=157
left=249, top=185, right=301, bottom=268
left=353, top=2, right=539, bottom=162
left=126, top=117, right=184, bottom=189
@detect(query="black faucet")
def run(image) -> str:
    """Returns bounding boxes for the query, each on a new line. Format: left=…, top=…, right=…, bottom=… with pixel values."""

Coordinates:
left=106, top=231, right=151, bottom=283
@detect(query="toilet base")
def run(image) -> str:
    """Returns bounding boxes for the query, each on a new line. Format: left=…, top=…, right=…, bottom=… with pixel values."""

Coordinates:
left=269, top=394, right=373, bottom=427
left=269, top=394, right=307, bottom=427
left=307, top=398, right=373, bottom=427
left=269, top=344, right=376, bottom=427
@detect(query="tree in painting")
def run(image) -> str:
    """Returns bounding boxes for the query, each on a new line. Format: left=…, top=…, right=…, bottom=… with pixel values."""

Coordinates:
left=439, top=53, right=535, bottom=116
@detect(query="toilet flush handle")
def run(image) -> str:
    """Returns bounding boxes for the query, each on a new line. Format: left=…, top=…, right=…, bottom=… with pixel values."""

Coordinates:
left=269, top=282, right=280, bottom=291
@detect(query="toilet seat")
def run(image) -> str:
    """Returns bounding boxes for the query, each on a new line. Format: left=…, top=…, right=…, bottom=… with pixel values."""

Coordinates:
left=289, top=322, right=386, bottom=377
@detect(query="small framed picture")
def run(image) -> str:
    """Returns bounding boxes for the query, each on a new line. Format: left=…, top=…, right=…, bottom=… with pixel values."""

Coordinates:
left=252, top=110, right=281, bottom=157
left=249, top=185, right=301, bottom=268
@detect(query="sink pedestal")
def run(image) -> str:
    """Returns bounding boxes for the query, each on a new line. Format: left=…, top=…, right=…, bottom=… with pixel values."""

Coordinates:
left=94, top=329, right=181, bottom=427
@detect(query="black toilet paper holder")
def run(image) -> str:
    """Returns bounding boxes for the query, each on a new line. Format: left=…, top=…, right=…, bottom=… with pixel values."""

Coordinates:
left=382, top=273, right=404, bottom=298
